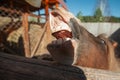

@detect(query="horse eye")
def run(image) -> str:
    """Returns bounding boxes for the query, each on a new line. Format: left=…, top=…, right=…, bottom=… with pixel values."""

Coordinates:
left=101, top=39, right=106, bottom=44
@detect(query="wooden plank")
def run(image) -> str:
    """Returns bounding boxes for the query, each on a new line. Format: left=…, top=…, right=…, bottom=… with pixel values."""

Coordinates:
left=0, top=52, right=120, bottom=80
left=0, top=52, right=86, bottom=80
left=55, top=1, right=59, bottom=8
left=0, top=6, right=41, bottom=18
left=45, top=0, right=49, bottom=21
left=10, top=0, right=13, bottom=9
left=29, top=13, right=41, bottom=18
left=0, top=6, right=22, bottom=15
left=30, top=21, right=48, bottom=57
left=22, top=13, right=31, bottom=57
left=37, top=10, right=40, bottom=22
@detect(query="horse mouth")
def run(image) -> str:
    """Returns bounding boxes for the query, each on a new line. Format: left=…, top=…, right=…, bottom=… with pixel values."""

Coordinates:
left=49, top=8, right=75, bottom=53
left=47, top=7, right=79, bottom=64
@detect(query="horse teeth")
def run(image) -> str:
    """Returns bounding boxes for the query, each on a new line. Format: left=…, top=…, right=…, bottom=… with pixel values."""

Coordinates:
left=65, top=38, right=71, bottom=41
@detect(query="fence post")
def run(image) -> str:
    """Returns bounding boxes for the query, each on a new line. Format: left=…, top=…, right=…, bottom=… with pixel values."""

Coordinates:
left=22, top=13, right=31, bottom=57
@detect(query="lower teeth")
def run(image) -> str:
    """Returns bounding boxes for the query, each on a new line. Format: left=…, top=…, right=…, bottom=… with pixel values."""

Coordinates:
left=65, top=38, right=71, bottom=41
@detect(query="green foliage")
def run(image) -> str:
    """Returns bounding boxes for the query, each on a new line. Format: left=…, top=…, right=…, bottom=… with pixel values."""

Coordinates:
left=109, top=16, right=120, bottom=22
left=94, top=8, right=104, bottom=22
left=83, top=16, right=96, bottom=22
left=76, top=11, right=84, bottom=21
left=76, top=8, right=104, bottom=22
left=76, top=8, right=120, bottom=22
left=94, top=8, right=102, bottom=18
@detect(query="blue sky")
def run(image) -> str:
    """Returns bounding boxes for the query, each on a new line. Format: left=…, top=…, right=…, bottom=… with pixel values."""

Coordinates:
left=65, top=0, right=120, bottom=17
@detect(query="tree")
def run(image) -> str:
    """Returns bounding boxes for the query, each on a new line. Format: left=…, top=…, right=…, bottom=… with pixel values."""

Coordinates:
left=76, top=8, right=120, bottom=22
left=109, top=16, right=120, bottom=22
left=76, top=11, right=84, bottom=21
left=94, top=8, right=104, bottom=22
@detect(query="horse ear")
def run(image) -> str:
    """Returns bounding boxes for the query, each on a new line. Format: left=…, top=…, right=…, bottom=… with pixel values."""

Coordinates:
left=109, top=39, right=118, bottom=48
left=112, top=41, right=118, bottom=48
left=68, top=18, right=83, bottom=39
left=68, top=18, right=79, bottom=39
